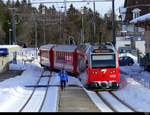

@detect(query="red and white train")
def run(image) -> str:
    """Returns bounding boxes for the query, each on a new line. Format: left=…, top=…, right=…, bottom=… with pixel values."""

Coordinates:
left=40, top=43, right=120, bottom=90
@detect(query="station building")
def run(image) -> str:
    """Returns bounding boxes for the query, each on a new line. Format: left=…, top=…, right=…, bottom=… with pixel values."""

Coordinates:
left=0, top=45, right=21, bottom=73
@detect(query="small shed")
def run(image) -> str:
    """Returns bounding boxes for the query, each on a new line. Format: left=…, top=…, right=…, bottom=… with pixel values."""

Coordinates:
left=0, top=45, right=21, bottom=73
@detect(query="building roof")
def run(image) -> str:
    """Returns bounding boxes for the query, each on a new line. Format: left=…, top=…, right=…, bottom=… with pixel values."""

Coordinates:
left=0, top=45, right=21, bottom=53
left=123, top=0, right=150, bottom=22
left=130, top=13, right=150, bottom=23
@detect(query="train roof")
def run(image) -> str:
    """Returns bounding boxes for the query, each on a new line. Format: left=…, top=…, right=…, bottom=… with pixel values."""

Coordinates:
left=91, top=43, right=117, bottom=53
left=40, top=44, right=56, bottom=50
left=53, top=45, right=77, bottom=52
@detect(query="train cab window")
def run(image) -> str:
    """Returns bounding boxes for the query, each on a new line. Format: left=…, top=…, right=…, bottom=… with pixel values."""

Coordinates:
left=91, top=54, right=116, bottom=68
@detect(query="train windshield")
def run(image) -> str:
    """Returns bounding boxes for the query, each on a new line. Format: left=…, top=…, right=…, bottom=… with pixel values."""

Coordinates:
left=91, top=54, right=116, bottom=68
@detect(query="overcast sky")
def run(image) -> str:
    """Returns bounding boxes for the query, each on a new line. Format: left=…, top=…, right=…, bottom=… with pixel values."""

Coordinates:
left=3, top=0, right=125, bottom=17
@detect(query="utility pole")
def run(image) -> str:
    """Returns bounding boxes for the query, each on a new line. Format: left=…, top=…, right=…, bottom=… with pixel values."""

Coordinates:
left=42, top=7, right=46, bottom=45
left=64, top=0, right=67, bottom=16
left=59, top=10, right=62, bottom=44
left=9, top=8, right=17, bottom=64
left=58, top=6, right=64, bottom=44
left=82, top=14, right=84, bottom=44
left=93, top=0, right=96, bottom=44
left=9, top=8, right=17, bottom=45
left=34, top=10, right=38, bottom=59
left=59, top=12, right=61, bottom=44
left=81, top=7, right=85, bottom=44
left=112, top=0, right=116, bottom=47
left=9, top=29, right=12, bottom=45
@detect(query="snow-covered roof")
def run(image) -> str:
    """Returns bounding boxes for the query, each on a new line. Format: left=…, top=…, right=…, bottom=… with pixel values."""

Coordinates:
left=0, top=45, right=20, bottom=48
left=0, top=45, right=21, bottom=53
left=130, top=13, right=150, bottom=24
left=53, top=45, right=77, bottom=52
left=40, top=44, right=56, bottom=50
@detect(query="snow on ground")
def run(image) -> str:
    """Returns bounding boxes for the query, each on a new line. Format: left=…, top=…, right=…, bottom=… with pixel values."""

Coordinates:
left=114, top=74, right=150, bottom=112
left=0, top=63, right=43, bottom=112
left=0, top=48, right=83, bottom=112
left=117, top=53, right=150, bottom=112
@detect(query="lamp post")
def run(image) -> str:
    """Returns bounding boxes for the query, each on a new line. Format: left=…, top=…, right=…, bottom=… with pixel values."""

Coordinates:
left=34, top=10, right=38, bottom=59
left=9, top=28, right=12, bottom=45
left=59, top=6, right=64, bottom=44
left=93, top=0, right=96, bottom=44
left=81, top=7, right=85, bottom=44
left=11, top=8, right=17, bottom=45
left=9, top=8, right=17, bottom=64
left=112, top=0, right=116, bottom=47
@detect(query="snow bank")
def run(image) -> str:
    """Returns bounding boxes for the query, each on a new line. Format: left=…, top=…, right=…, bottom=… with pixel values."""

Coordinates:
left=0, top=64, right=43, bottom=89
left=0, top=61, right=44, bottom=112
left=9, top=58, right=41, bottom=70
left=114, top=75, right=150, bottom=112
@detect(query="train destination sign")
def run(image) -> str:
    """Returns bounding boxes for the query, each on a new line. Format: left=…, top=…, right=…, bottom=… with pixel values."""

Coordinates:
left=93, top=49, right=113, bottom=53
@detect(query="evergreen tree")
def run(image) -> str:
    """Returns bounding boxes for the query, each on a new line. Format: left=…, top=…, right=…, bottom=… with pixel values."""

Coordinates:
left=15, top=0, right=20, bottom=7
left=0, top=0, right=119, bottom=46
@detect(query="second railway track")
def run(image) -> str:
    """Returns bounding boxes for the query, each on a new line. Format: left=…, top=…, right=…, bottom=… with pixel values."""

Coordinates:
left=18, top=70, right=52, bottom=112
left=95, top=91, right=136, bottom=112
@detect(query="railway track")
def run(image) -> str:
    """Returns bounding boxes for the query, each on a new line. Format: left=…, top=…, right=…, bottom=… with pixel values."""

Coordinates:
left=18, top=69, right=52, bottom=112
left=95, top=91, right=136, bottom=112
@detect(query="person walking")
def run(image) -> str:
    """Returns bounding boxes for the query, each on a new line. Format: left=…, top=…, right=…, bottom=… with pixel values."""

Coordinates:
left=58, top=67, right=68, bottom=91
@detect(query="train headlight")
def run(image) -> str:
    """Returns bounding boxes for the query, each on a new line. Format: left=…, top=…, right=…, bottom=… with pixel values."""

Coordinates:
left=93, top=71, right=98, bottom=74
left=110, top=71, right=116, bottom=74
left=113, top=71, right=116, bottom=73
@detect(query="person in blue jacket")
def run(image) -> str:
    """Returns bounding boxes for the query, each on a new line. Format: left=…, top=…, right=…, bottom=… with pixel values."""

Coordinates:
left=58, top=67, right=68, bottom=91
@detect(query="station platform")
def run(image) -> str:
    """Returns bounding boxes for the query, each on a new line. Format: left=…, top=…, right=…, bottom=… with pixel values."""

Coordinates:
left=58, top=87, right=100, bottom=112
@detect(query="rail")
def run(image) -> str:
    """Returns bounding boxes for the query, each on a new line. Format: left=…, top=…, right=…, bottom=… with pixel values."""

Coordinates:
left=96, top=91, right=136, bottom=112
left=18, top=69, right=52, bottom=112
left=96, top=92, right=117, bottom=112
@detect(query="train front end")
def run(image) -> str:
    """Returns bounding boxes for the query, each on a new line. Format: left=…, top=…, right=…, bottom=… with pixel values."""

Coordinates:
left=87, top=44, right=120, bottom=90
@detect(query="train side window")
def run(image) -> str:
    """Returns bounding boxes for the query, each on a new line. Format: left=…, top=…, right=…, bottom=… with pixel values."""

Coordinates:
left=64, top=52, right=66, bottom=63
left=69, top=53, right=72, bottom=64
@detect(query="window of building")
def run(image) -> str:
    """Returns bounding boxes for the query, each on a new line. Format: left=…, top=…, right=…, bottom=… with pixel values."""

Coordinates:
left=132, top=8, right=141, bottom=19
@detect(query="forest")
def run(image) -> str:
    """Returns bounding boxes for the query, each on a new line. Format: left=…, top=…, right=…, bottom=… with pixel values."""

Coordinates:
left=0, top=0, right=120, bottom=47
